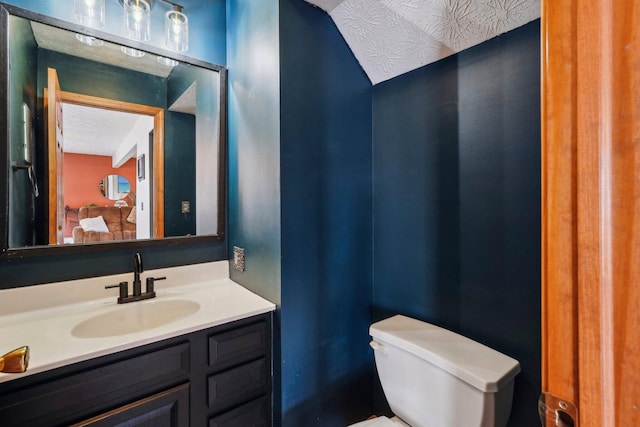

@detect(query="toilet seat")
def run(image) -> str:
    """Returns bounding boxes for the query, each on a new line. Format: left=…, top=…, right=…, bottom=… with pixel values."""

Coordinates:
left=348, top=416, right=410, bottom=427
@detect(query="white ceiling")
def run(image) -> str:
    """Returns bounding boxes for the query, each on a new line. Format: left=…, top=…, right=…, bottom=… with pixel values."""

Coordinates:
left=304, top=0, right=540, bottom=84
left=63, top=104, right=146, bottom=157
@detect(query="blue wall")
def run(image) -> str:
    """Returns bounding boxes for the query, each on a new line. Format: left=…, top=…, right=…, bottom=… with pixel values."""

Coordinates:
left=227, top=0, right=374, bottom=425
left=372, top=21, right=541, bottom=426
left=279, top=1, right=373, bottom=425
left=7, top=14, right=37, bottom=248
left=0, top=0, right=227, bottom=287
left=164, top=111, right=196, bottom=237
left=226, top=0, right=281, bottom=304
left=226, top=0, right=282, bottom=422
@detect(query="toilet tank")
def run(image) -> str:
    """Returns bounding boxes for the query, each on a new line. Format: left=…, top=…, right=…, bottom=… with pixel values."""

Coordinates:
left=370, top=315, right=520, bottom=427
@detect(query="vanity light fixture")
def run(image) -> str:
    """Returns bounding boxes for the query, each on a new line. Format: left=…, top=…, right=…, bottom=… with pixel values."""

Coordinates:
left=120, top=0, right=151, bottom=57
left=74, top=0, right=105, bottom=46
left=74, top=0, right=189, bottom=56
left=123, top=0, right=151, bottom=42
left=116, top=0, right=189, bottom=56
left=165, top=8, right=188, bottom=52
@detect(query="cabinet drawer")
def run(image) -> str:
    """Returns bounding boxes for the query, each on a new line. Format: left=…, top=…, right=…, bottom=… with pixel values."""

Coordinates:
left=209, top=395, right=269, bottom=427
left=208, top=357, right=268, bottom=413
left=72, top=383, right=190, bottom=426
left=0, top=343, right=189, bottom=427
left=208, top=320, right=268, bottom=370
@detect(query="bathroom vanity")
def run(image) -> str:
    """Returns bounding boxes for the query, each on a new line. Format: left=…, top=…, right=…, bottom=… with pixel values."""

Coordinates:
left=0, top=262, right=275, bottom=426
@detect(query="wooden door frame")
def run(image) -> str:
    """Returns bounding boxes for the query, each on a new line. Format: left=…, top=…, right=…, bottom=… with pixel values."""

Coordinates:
left=542, top=0, right=639, bottom=425
left=46, top=68, right=63, bottom=245
left=45, top=89, right=165, bottom=239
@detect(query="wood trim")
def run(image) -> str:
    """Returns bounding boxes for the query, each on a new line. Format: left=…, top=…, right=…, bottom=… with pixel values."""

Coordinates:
left=46, top=69, right=63, bottom=245
left=543, top=0, right=640, bottom=425
left=541, top=0, right=579, bottom=406
left=45, top=87, right=52, bottom=244
left=575, top=2, right=607, bottom=423
left=53, top=89, right=165, bottom=239
left=59, top=91, right=162, bottom=116
left=576, top=1, right=640, bottom=425
left=153, top=110, right=164, bottom=238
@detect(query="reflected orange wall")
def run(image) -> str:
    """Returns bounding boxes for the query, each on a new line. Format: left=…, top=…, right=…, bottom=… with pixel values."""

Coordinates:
left=63, top=153, right=136, bottom=208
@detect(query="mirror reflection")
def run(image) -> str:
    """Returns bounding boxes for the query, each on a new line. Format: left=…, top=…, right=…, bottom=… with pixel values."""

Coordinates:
left=6, top=12, right=223, bottom=249
left=98, top=174, right=132, bottom=201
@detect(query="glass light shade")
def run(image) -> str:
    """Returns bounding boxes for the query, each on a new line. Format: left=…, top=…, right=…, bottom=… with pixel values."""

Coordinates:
left=74, top=0, right=105, bottom=29
left=75, top=34, right=104, bottom=46
left=165, top=10, right=188, bottom=52
left=124, top=0, right=151, bottom=41
left=121, top=46, right=146, bottom=57
left=157, top=56, right=179, bottom=67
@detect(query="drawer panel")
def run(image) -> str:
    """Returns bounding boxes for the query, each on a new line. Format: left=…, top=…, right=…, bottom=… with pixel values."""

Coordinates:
left=208, top=357, right=268, bottom=413
left=208, top=321, right=268, bottom=370
left=208, top=395, right=269, bottom=427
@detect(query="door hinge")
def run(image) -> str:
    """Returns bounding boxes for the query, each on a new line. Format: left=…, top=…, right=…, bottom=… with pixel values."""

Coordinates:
left=539, top=392, right=578, bottom=427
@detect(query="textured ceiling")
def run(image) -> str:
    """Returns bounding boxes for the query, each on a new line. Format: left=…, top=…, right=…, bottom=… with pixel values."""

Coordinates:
left=63, top=104, right=151, bottom=158
left=305, top=0, right=540, bottom=84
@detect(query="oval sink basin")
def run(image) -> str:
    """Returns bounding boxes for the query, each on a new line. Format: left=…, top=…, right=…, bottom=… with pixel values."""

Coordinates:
left=72, top=299, right=200, bottom=338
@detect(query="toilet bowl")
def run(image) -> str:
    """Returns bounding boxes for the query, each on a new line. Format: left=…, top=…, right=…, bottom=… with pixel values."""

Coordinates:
left=349, top=315, right=521, bottom=427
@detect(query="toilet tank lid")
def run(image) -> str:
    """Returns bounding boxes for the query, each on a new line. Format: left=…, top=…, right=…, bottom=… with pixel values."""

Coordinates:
left=370, top=315, right=521, bottom=392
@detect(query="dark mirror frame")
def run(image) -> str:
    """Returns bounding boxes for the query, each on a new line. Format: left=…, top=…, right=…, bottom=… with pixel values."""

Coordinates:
left=0, top=3, right=227, bottom=260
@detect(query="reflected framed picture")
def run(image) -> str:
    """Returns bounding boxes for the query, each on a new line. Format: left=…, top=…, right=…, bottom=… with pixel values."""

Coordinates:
left=137, top=154, right=145, bottom=181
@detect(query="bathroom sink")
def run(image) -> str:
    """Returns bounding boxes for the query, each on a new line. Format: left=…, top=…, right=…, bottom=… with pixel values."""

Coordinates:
left=71, top=299, right=200, bottom=338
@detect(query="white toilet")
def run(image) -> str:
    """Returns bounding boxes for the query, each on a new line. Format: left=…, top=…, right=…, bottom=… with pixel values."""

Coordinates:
left=350, top=315, right=521, bottom=427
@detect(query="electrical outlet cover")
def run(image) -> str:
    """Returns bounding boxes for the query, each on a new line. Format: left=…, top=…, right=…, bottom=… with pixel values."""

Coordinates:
left=233, top=246, right=245, bottom=272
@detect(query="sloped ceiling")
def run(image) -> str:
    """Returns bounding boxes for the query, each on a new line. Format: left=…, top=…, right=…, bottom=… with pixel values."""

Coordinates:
left=305, top=0, right=540, bottom=84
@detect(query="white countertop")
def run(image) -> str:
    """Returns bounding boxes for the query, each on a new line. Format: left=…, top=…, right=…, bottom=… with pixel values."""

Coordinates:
left=0, top=261, right=275, bottom=384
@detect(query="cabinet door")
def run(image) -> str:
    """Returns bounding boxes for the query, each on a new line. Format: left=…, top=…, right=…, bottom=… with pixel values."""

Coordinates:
left=209, top=396, right=269, bottom=427
left=72, top=384, right=189, bottom=427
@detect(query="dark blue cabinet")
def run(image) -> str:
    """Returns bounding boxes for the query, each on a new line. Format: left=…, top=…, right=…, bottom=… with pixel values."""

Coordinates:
left=0, top=313, right=272, bottom=427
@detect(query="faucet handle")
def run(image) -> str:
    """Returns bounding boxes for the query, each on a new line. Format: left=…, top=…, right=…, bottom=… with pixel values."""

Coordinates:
left=145, top=276, right=166, bottom=294
left=106, top=281, right=129, bottom=301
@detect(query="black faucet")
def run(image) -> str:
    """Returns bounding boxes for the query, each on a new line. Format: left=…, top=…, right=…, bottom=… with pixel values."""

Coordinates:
left=133, top=252, right=143, bottom=297
left=105, top=252, right=165, bottom=304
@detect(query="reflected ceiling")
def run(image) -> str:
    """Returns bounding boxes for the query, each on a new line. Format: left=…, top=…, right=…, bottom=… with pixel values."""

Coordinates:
left=305, top=0, right=540, bottom=84
left=31, top=21, right=174, bottom=78
left=63, top=104, right=151, bottom=157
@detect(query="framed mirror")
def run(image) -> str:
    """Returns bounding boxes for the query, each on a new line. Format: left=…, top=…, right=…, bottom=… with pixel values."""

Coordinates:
left=99, top=174, right=131, bottom=201
left=0, top=3, right=227, bottom=258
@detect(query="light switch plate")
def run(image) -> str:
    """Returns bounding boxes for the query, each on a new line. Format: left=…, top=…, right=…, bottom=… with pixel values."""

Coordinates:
left=181, top=201, right=190, bottom=213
